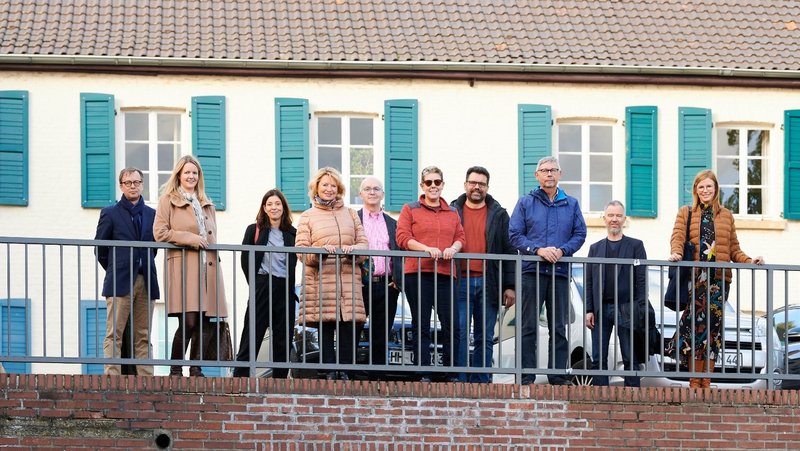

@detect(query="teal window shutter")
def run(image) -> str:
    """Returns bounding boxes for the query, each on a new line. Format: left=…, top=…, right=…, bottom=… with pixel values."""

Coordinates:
left=275, top=98, right=310, bottom=210
left=192, top=96, right=227, bottom=210
left=384, top=99, right=418, bottom=211
left=785, top=110, right=800, bottom=219
left=0, top=91, right=29, bottom=206
left=677, top=107, right=712, bottom=206
left=518, top=104, right=552, bottom=197
left=80, top=93, right=116, bottom=208
left=80, top=300, right=106, bottom=375
left=626, top=106, right=658, bottom=217
left=0, top=299, right=30, bottom=374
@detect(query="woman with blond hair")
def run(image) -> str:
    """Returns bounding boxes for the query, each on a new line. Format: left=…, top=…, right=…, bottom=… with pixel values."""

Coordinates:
left=665, top=169, right=764, bottom=388
left=154, top=155, right=228, bottom=377
left=295, top=167, right=368, bottom=381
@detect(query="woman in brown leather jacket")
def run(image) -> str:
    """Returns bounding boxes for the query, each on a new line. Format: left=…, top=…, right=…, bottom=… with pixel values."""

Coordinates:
left=665, top=170, right=764, bottom=388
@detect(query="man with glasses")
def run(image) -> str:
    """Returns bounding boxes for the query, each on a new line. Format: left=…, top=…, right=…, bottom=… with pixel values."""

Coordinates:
left=94, top=167, right=160, bottom=376
left=357, top=177, right=403, bottom=380
left=451, top=166, right=516, bottom=383
left=509, top=156, right=586, bottom=385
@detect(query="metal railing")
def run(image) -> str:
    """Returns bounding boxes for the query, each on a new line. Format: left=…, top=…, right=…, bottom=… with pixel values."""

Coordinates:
left=1, top=235, right=798, bottom=388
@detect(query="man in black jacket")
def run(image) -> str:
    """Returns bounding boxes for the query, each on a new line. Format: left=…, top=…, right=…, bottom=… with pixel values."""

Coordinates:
left=584, top=200, right=647, bottom=386
left=451, top=166, right=516, bottom=383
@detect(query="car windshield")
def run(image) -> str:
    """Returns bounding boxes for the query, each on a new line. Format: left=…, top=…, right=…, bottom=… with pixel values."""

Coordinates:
left=773, top=307, right=800, bottom=341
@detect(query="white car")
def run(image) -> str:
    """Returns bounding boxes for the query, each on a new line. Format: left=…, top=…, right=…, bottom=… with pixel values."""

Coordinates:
left=492, top=274, right=596, bottom=385
left=640, top=267, right=782, bottom=389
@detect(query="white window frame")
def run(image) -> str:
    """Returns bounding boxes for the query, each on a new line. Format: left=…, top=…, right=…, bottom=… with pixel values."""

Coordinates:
left=554, top=120, right=617, bottom=214
left=117, top=108, right=186, bottom=205
left=714, top=125, right=769, bottom=218
left=311, top=112, right=381, bottom=207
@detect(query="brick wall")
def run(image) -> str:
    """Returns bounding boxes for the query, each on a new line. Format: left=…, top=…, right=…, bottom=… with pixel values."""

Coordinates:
left=1, top=374, right=800, bottom=449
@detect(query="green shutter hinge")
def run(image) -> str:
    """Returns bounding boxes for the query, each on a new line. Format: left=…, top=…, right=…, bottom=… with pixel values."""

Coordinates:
left=114, top=109, right=117, bottom=116
left=188, top=110, right=192, bottom=117
left=381, top=114, right=385, bottom=121
left=308, top=113, right=311, bottom=120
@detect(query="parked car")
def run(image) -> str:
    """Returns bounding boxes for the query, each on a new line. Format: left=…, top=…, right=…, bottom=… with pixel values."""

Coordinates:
left=771, top=304, right=800, bottom=389
left=640, top=266, right=782, bottom=389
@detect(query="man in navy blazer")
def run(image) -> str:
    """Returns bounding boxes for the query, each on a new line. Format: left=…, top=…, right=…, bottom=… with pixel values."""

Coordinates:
left=95, top=168, right=160, bottom=376
left=357, top=176, right=403, bottom=380
left=584, top=200, right=647, bottom=387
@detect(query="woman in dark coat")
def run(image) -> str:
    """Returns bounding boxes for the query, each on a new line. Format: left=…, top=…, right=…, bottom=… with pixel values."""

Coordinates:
left=233, top=189, right=298, bottom=378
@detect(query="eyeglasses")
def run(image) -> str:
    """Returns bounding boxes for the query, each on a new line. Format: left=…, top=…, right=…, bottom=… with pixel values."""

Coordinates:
left=422, top=179, right=443, bottom=187
left=466, top=180, right=488, bottom=188
left=361, top=187, right=383, bottom=193
left=537, top=168, right=560, bottom=174
left=121, top=180, right=143, bottom=187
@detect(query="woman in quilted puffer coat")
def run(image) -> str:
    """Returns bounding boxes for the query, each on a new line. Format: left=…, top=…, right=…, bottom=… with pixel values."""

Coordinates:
left=665, top=169, right=764, bottom=389
left=296, top=167, right=368, bottom=381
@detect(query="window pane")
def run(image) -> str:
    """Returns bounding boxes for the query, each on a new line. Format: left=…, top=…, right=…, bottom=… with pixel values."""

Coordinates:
left=561, top=183, right=581, bottom=203
left=318, top=146, right=342, bottom=171
left=721, top=187, right=739, bottom=213
left=158, top=144, right=177, bottom=171
left=125, top=113, right=148, bottom=141
left=141, top=173, right=150, bottom=202
left=157, top=114, right=180, bottom=141
left=589, top=155, right=612, bottom=182
left=350, top=147, right=373, bottom=175
left=717, top=129, right=738, bottom=156
left=318, top=118, right=342, bottom=145
left=558, top=125, right=581, bottom=152
left=559, top=154, right=581, bottom=182
left=748, top=130, right=765, bottom=156
left=589, top=126, right=612, bottom=153
left=717, top=157, right=739, bottom=185
left=125, top=143, right=149, bottom=170
left=158, top=174, right=170, bottom=191
left=350, top=177, right=365, bottom=205
left=589, top=185, right=612, bottom=211
left=747, top=159, right=762, bottom=185
left=350, top=118, right=373, bottom=146
left=747, top=189, right=762, bottom=214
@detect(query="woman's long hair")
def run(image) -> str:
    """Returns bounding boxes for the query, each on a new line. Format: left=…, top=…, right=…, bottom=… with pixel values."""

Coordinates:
left=160, top=155, right=210, bottom=203
left=255, top=189, right=293, bottom=232
left=691, top=169, right=721, bottom=216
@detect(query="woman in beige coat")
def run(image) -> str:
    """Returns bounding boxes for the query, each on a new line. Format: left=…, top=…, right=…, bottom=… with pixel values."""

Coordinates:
left=296, top=167, right=368, bottom=381
left=154, top=155, right=228, bottom=377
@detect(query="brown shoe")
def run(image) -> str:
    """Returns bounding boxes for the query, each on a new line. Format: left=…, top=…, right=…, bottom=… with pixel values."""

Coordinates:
left=189, top=366, right=205, bottom=377
left=169, top=366, right=183, bottom=377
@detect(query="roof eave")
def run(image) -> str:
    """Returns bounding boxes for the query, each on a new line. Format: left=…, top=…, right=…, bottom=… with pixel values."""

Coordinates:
left=1, top=54, right=799, bottom=84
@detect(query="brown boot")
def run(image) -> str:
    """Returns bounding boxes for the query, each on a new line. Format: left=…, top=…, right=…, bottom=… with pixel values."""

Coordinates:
left=689, top=377, right=702, bottom=388
left=169, top=366, right=183, bottom=376
left=689, top=359, right=707, bottom=389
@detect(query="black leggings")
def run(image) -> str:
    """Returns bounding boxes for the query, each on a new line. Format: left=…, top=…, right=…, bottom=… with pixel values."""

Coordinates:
left=170, top=312, right=212, bottom=363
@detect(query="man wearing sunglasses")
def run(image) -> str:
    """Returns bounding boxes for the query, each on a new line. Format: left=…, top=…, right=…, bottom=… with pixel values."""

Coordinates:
left=509, top=156, right=586, bottom=385
left=94, top=167, right=160, bottom=376
left=450, top=166, right=516, bottom=383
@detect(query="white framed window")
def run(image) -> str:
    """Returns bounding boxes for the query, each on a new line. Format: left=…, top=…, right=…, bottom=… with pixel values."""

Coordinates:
left=556, top=124, right=613, bottom=212
left=716, top=127, right=768, bottom=216
left=314, top=115, right=376, bottom=206
left=120, top=111, right=182, bottom=203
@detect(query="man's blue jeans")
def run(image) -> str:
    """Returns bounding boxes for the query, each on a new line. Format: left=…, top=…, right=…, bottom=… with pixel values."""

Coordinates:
left=520, top=272, right=570, bottom=384
left=591, top=302, right=640, bottom=387
left=455, top=276, right=500, bottom=383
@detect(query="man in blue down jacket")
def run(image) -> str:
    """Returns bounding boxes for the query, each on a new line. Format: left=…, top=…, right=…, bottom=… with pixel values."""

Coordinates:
left=509, top=156, right=586, bottom=385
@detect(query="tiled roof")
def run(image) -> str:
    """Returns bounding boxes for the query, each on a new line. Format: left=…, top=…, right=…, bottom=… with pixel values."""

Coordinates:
left=0, top=0, right=798, bottom=72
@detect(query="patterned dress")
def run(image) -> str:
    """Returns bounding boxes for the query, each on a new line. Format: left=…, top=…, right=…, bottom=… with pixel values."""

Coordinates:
left=665, top=204, right=726, bottom=366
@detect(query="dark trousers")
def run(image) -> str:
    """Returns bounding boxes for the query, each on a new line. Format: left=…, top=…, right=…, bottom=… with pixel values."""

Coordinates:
left=362, top=277, right=400, bottom=374
left=591, top=302, right=640, bottom=387
left=520, top=272, right=570, bottom=384
left=404, top=273, right=459, bottom=372
left=319, top=320, right=361, bottom=366
left=233, top=274, right=294, bottom=378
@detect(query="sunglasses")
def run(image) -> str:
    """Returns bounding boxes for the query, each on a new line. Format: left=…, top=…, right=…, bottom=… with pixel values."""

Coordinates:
left=422, top=179, right=443, bottom=187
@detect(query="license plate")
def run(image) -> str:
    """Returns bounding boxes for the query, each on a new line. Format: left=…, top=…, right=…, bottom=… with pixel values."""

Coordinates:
left=716, top=352, right=742, bottom=368
left=388, top=349, right=443, bottom=365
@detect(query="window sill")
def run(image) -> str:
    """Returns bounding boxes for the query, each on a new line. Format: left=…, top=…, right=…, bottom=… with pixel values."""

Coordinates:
left=585, top=217, right=606, bottom=228
left=734, top=219, right=786, bottom=230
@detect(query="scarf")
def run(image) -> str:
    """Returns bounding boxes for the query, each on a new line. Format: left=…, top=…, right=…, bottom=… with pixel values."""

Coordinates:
left=180, top=188, right=207, bottom=264
left=315, top=195, right=337, bottom=208
left=119, top=195, right=144, bottom=239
